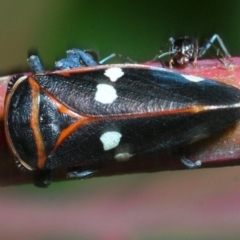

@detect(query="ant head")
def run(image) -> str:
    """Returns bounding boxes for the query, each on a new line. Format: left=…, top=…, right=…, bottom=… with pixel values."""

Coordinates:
left=170, top=37, right=196, bottom=66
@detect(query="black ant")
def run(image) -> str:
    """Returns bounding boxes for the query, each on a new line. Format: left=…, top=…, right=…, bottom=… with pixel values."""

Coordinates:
left=153, top=34, right=231, bottom=68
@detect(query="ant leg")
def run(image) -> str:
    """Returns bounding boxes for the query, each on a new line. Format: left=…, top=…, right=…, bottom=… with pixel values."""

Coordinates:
left=99, top=53, right=116, bottom=64
left=192, top=57, right=197, bottom=67
left=192, top=38, right=199, bottom=67
left=152, top=38, right=174, bottom=62
left=152, top=51, right=173, bottom=68
left=169, top=57, right=174, bottom=68
left=99, top=53, right=137, bottom=64
left=200, top=34, right=231, bottom=57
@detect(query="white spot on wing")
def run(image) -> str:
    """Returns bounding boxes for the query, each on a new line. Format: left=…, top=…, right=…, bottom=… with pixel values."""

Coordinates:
left=100, top=131, right=122, bottom=151
left=181, top=74, right=205, bottom=82
left=95, top=84, right=118, bottom=104
left=104, top=67, right=124, bottom=82
left=114, top=152, right=133, bottom=161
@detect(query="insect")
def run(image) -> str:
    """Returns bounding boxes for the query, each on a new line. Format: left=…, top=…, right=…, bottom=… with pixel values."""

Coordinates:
left=154, top=34, right=231, bottom=68
left=55, top=49, right=136, bottom=70
left=4, top=49, right=240, bottom=187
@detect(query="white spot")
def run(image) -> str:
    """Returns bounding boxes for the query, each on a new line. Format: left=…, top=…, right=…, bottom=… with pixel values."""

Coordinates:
left=104, top=67, right=124, bottom=82
left=100, top=131, right=122, bottom=151
left=95, top=84, right=118, bottom=104
left=181, top=74, right=205, bottom=82
left=114, top=152, right=133, bottom=161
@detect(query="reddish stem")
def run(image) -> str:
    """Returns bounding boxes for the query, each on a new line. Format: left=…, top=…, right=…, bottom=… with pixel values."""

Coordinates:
left=1, top=57, right=240, bottom=186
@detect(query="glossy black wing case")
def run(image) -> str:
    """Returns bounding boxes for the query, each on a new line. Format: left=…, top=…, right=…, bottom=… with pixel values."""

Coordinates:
left=5, top=64, right=240, bottom=171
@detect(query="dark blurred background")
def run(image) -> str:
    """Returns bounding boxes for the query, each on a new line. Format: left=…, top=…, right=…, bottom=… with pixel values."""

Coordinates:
left=1, top=1, right=240, bottom=239
left=1, top=0, right=240, bottom=74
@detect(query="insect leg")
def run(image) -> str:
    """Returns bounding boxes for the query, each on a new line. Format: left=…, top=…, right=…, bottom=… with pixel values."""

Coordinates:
left=67, top=167, right=97, bottom=179
left=27, top=55, right=45, bottom=74
left=34, top=170, right=52, bottom=188
left=181, top=156, right=202, bottom=169
left=99, top=53, right=137, bottom=64
left=192, top=38, right=199, bottom=67
left=152, top=38, right=174, bottom=65
left=55, top=48, right=98, bottom=70
left=199, top=34, right=231, bottom=57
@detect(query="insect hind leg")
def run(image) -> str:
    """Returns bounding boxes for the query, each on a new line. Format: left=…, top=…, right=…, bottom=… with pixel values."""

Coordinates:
left=181, top=156, right=202, bottom=169
left=67, top=167, right=98, bottom=179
